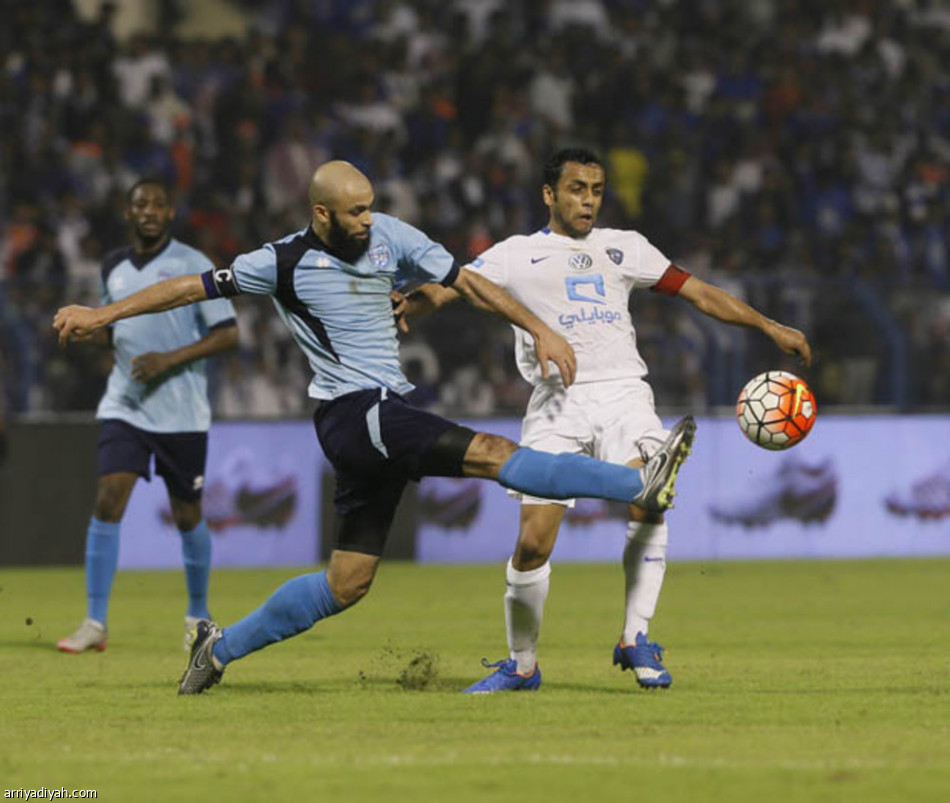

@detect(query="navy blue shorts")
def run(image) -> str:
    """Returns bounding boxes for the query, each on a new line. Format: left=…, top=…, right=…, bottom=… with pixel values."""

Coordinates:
left=313, top=388, right=476, bottom=556
left=97, top=419, right=208, bottom=501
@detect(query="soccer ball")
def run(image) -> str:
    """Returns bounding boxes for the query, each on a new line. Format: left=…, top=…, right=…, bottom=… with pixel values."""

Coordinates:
left=736, top=371, right=817, bottom=450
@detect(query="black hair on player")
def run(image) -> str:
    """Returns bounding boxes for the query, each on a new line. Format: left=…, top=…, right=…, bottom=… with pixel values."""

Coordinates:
left=126, top=178, right=172, bottom=204
left=543, top=148, right=604, bottom=190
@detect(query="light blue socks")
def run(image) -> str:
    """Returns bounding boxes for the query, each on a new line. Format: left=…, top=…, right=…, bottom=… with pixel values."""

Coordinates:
left=86, top=517, right=214, bottom=625
left=213, top=571, right=343, bottom=666
left=85, top=517, right=120, bottom=625
left=498, top=447, right=643, bottom=503
left=179, top=520, right=212, bottom=619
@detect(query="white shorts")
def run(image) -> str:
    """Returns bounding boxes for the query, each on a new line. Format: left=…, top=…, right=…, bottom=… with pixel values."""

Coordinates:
left=511, top=377, right=669, bottom=507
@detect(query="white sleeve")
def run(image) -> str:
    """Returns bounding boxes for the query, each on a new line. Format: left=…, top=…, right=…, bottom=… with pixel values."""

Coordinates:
left=620, top=232, right=672, bottom=291
left=465, top=241, right=509, bottom=289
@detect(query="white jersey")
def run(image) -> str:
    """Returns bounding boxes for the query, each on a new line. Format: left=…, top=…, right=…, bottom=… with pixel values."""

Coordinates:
left=468, top=226, right=677, bottom=385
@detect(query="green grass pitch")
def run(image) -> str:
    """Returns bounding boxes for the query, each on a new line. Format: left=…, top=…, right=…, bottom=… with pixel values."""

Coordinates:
left=2, top=559, right=950, bottom=802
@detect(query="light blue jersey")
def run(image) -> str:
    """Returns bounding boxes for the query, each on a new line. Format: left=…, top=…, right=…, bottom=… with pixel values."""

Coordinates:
left=203, top=213, right=458, bottom=400
left=97, top=238, right=236, bottom=433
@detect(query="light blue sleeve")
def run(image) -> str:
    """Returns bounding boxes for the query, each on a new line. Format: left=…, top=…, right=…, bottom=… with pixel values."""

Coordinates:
left=197, top=295, right=237, bottom=329
left=99, top=274, right=112, bottom=306
left=230, top=245, right=278, bottom=295
left=386, top=215, right=456, bottom=287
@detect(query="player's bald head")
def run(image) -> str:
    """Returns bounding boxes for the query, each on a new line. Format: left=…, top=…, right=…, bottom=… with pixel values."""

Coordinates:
left=308, top=161, right=373, bottom=209
left=309, top=160, right=375, bottom=261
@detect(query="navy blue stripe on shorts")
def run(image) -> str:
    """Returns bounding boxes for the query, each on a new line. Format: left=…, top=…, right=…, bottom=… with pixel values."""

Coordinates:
left=97, top=419, right=208, bottom=501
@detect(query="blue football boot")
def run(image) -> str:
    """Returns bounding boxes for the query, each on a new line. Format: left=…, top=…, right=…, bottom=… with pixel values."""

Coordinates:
left=463, top=658, right=541, bottom=694
left=613, top=632, right=672, bottom=688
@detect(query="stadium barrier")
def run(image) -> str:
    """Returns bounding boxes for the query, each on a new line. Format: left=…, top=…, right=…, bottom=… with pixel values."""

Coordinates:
left=2, top=415, right=947, bottom=567
left=0, top=419, right=100, bottom=566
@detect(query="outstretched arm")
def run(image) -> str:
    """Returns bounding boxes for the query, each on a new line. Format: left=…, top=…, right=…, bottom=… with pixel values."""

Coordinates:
left=393, top=268, right=577, bottom=385
left=54, top=275, right=209, bottom=346
left=405, top=284, right=462, bottom=316
left=389, top=283, right=461, bottom=333
left=130, top=323, right=239, bottom=383
left=451, top=267, right=577, bottom=385
left=677, top=275, right=812, bottom=366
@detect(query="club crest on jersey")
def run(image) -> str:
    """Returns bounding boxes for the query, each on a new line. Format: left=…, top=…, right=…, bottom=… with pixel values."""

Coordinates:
left=606, top=248, right=624, bottom=265
left=368, top=244, right=391, bottom=269
left=568, top=253, right=593, bottom=272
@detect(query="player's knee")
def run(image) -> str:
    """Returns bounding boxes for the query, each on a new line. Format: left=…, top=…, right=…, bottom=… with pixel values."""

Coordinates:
left=463, top=433, right=518, bottom=478
left=327, top=562, right=378, bottom=608
left=93, top=488, right=126, bottom=523
left=173, top=512, right=201, bottom=531
left=170, top=501, right=202, bottom=532
left=512, top=504, right=563, bottom=570
left=513, top=535, right=552, bottom=570
left=330, top=574, right=374, bottom=608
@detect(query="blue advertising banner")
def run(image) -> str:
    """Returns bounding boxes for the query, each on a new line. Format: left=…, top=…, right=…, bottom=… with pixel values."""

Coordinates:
left=117, top=421, right=319, bottom=569
left=415, top=415, right=950, bottom=563
left=115, top=415, right=949, bottom=568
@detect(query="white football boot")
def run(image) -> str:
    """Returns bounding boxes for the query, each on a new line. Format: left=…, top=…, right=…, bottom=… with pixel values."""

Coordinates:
left=57, top=618, right=108, bottom=653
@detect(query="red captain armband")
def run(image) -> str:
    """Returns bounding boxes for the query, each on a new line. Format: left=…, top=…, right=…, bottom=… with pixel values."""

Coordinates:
left=650, top=264, right=691, bottom=297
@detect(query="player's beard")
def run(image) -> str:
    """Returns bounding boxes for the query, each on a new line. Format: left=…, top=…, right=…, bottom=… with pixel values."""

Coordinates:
left=550, top=199, right=591, bottom=240
left=135, top=224, right=170, bottom=251
left=327, top=211, right=371, bottom=263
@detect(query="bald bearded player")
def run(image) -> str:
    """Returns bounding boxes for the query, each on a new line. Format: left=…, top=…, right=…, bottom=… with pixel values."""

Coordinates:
left=54, top=161, right=696, bottom=695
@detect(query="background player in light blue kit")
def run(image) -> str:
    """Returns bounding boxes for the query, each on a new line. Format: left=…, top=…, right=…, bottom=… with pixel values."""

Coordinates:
left=57, top=180, right=238, bottom=654
left=54, top=162, right=695, bottom=694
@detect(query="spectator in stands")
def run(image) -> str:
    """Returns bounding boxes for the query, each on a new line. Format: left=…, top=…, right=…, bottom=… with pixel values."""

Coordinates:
left=3, top=0, right=948, bottom=414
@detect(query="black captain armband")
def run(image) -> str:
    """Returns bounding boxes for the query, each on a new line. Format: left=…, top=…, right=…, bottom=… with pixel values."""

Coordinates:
left=441, top=260, right=461, bottom=287
left=201, top=266, right=241, bottom=299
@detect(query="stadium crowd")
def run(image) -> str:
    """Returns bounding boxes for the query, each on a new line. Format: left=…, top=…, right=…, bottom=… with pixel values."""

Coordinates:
left=1, top=0, right=948, bottom=420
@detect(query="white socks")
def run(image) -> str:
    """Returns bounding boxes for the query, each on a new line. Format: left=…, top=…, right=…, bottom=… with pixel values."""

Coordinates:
left=504, top=558, right=551, bottom=675
left=621, top=521, right=669, bottom=645
left=502, top=522, right=667, bottom=671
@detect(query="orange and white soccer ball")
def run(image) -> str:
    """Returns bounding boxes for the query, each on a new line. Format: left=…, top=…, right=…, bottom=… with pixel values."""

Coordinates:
left=736, top=371, right=817, bottom=450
